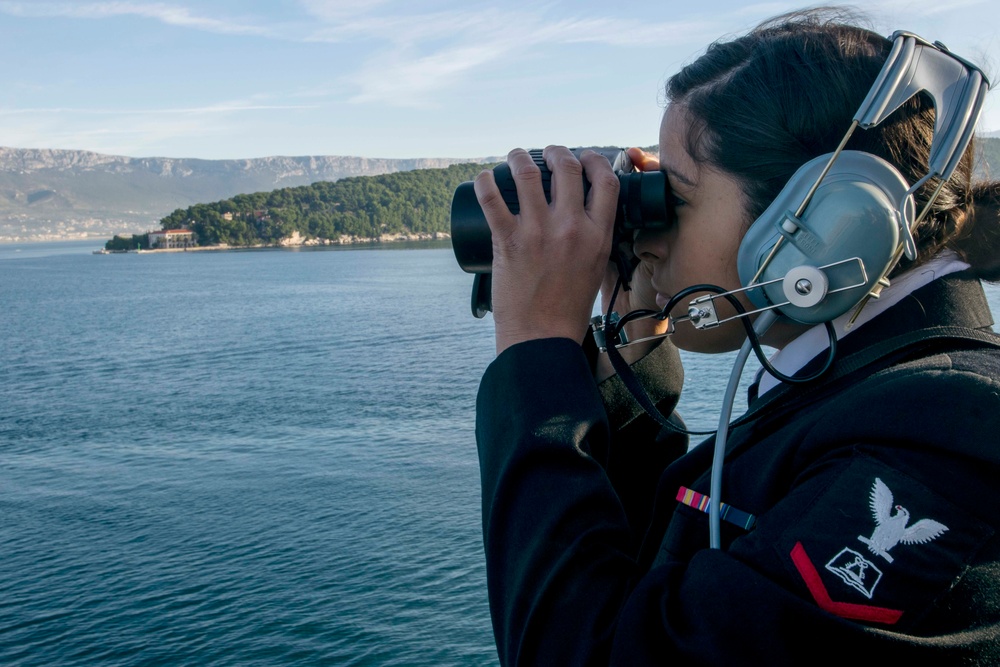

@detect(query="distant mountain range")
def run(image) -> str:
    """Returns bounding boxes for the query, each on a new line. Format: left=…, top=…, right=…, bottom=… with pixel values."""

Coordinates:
left=0, top=147, right=498, bottom=242
left=1, top=138, right=998, bottom=243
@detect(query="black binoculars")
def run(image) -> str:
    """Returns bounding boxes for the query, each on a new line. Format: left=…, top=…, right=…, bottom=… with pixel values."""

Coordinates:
left=450, top=147, right=674, bottom=317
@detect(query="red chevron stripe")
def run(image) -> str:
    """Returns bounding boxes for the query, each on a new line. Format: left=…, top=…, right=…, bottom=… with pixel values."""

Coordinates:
left=791, top=542, right=903, bottom=625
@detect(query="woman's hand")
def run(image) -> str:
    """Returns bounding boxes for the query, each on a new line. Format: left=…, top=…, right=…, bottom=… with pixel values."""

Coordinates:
left=474, top=146, right=619, bottom=355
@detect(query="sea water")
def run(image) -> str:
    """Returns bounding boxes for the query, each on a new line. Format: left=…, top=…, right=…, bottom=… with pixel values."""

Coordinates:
left=2, top=241, right=999, bottom=666
left=1, top=242, right=497, bottom=666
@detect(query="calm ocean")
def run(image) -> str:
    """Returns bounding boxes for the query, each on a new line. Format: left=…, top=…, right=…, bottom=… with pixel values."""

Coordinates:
left=2, top=240, right=999, bottom=666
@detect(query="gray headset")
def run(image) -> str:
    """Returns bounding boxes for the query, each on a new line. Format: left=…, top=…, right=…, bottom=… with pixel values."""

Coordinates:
left=735, top=32, right=990, bottom=325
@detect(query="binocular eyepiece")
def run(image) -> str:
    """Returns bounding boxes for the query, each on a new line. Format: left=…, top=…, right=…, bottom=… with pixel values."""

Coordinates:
left=450, top=148, right=675, bottom=275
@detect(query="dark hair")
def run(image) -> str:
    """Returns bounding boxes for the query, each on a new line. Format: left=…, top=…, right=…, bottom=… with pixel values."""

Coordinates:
left=666, top=8, right=1000, bottom=280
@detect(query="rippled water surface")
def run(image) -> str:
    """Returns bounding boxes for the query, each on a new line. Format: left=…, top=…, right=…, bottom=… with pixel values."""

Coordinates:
left=1, top=242, right=498, bottom=666
left=2, top=241, right=999, bottom=665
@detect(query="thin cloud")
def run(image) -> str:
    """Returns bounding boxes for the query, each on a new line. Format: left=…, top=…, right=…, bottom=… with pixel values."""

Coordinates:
left=0, top=1, right=273, bottom=36
left=530, top=17, right=720, bottom=47
left=0, top=95, right=319, bottom=156
left=298, top=0, right=392, bottom=23
left=330, top=9, right=722, bottom=106
left=0, top=1, right=728, bottom=109
left=303, top=9, right=507, bottom=45
left=347, top=43, right=510, bottom=107
left=304, top=8, right=716, bottom=49
left=0, top=103, right=296, bottom=156
left=865, top=0, right=989, bottom=17
left=0, top=104, right=320, bottom=116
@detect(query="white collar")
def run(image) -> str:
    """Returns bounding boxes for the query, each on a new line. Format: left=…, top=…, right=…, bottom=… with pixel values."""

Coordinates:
left=756, top=252, right=970, bottom=397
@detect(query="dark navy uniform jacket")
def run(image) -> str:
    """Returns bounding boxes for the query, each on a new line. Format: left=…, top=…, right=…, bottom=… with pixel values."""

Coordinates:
left=476, top=275, right=1000, bottom=665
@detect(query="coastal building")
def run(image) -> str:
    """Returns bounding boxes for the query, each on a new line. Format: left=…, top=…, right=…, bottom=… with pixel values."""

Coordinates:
left=148, top=229, right=195, bottom=249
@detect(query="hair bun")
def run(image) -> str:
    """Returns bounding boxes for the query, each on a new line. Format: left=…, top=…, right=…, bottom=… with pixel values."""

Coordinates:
left=951, top=180, right=1000, bottom=281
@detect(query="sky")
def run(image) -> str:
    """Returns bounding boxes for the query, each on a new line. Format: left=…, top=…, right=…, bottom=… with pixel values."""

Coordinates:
left=1, top=0, right=998, bottom=161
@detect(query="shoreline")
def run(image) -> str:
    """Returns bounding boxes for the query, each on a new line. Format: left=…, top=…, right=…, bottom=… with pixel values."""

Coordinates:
left=97, top=231, right=453, bottom=254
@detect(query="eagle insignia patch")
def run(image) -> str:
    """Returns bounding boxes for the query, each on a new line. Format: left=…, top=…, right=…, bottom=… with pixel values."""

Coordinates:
left=858, top=477, right=949, bottom=563
left=782, top=459, right=993, bottom=626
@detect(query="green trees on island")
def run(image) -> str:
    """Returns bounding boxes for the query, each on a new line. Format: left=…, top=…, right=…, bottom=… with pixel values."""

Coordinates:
left=105, top=233, right=149, bottom=251
left=150, top=161, right=492, bottom=247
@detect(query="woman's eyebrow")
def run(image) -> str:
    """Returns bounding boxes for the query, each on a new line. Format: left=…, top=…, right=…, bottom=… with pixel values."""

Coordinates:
left=665, top=167, right=697, bottom=188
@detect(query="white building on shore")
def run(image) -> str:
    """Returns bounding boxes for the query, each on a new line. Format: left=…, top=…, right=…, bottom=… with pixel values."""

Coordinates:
left=148, top=229, right=195, bottom=249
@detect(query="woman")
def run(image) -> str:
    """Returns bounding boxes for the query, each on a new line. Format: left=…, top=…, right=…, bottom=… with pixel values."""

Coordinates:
left=473, top=10, right=1000, bottom=665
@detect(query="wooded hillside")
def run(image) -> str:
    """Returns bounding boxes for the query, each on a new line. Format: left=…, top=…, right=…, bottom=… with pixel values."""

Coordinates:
left=152, top=162, right=490, bottom=247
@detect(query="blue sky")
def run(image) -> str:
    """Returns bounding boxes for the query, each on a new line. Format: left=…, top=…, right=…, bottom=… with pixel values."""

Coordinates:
left=1, top=0, right=998, bottom=160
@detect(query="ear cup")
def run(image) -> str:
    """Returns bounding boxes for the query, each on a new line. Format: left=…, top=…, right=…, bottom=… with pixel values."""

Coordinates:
left=736, top=150, right=913, bottom=324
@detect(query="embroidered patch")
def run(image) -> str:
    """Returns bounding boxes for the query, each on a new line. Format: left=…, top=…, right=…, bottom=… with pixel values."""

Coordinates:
left=825, top=547, right=883, bottom=599
left=792, top=542, right=902, bottom=624
left=771, top=456, right=994, bottom=628
left=676, top=486, right=757, bottom=531
left=858, top=477, right=948, bottom=563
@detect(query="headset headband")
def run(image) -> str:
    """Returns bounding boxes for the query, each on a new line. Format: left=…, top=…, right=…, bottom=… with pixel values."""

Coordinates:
left=857, top=32, right=990, bottom=181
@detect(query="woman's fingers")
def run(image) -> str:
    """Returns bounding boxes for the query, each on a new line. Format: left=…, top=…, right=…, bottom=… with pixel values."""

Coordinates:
left=543, top=145, right=585, bottom=221
left=626, top=146, right=660, bottom=172
left=506, top=148, right=549, bottom=223
left=473, top=168, right=515, bottom=243
left=579, top=150, right=619, bottom=233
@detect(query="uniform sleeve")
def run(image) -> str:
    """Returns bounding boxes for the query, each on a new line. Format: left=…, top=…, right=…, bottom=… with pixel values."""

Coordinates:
left=476, top=337, right=643, bottom=665
left=596, top=339, right=688, bottom=551
left=477, top=339, right=1000, bottom=665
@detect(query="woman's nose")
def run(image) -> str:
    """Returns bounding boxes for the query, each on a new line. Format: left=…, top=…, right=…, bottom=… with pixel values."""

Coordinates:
left=632, top=229, right=669, bottom=262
